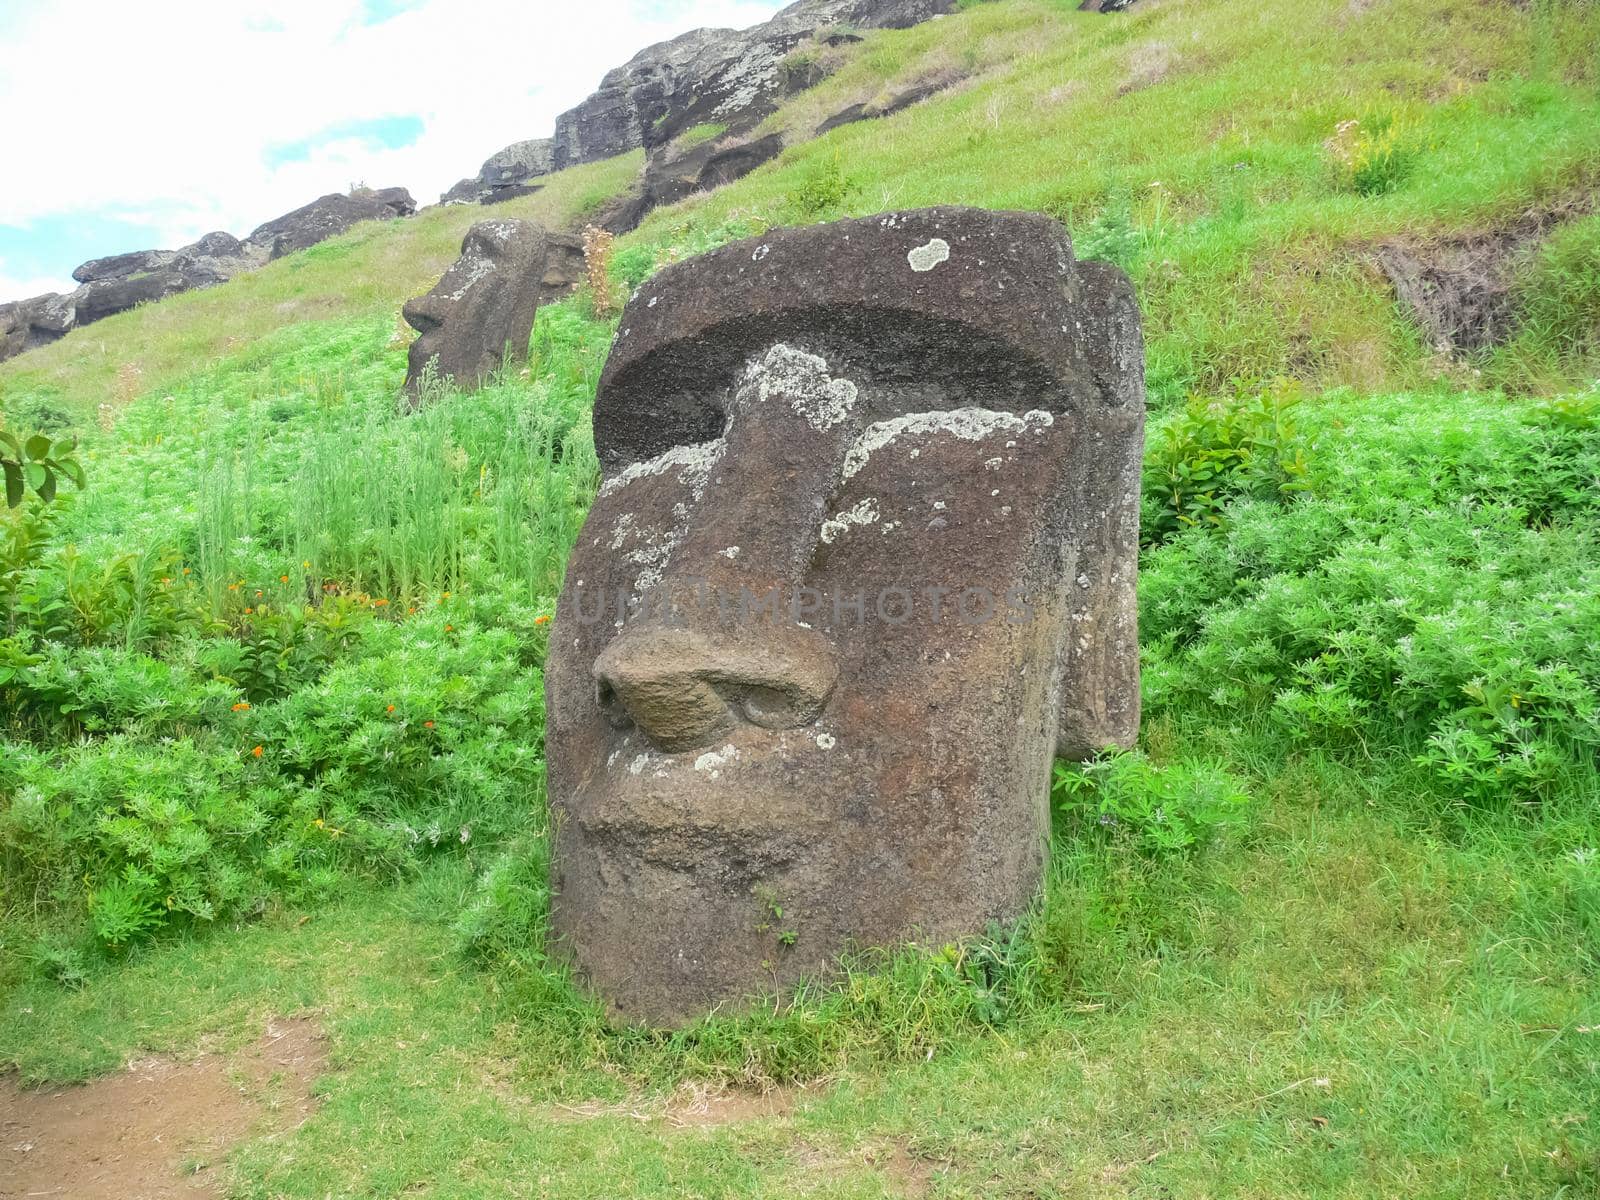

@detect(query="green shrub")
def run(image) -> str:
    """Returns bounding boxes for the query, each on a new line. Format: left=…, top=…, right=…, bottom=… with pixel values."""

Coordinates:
left=1054, top=751, right=1251, bottom=857
left=1323, top=112, right=1419, bottom=196
left=1142, top=378, right=1312, bottom=544
left=1075, top=200, right=1142, bottom=272
left=1141, top=387, right=1600, bottom=805
left=452, top=830, right=552, bottom=965
left=787, top=152, right=855, bottom=220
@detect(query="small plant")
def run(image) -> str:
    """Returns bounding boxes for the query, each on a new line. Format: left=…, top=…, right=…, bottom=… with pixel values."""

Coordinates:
left=1323, top=113, right=1417, bottom=196
left=1054, top=750, right=1251, bottom=858
left=582, top=225, right=618, bottom=318
left=753, top=884, right=798, bottom=948
left=787, top=152, right=855, bottom=220
left=1075, top=199, right=1142, bottom=271
left=0, top=430, right=84, bottom=507
left=1142, top=378, right=1312, bottom=544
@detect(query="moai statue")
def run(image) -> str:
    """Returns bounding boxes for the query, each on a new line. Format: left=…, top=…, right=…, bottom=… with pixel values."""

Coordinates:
left=401, top=218, right=553, bottom=405
left=545, top=207, right=1144, bottom=1024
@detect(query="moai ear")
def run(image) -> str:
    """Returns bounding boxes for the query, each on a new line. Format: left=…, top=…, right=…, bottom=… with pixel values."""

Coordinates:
left=1054, top=259, right=1144, bottom=759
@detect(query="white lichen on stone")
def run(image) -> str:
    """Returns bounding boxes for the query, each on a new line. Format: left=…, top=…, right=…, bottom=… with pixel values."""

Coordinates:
left=816, top=733, right=836, bottom=750
left=842, top=408, right=1055, bottom=480
left=628, top=754, right=650, bottom=776
left=711, top=40, right=784, bottom=117
left=694, top=743, right=739, bottom=776
left=907, top=237, right=951, bottom=272
left=721, top=546, right=741, bottom=560
left=739, top=343, right=858, bottom=431
left=443, top=253, right=497, bottom=301
left=599, top=438, right=726, bottom=499
left=820, top=497, right=880, bottom=544
left=609, top=512, right=637, bottom=550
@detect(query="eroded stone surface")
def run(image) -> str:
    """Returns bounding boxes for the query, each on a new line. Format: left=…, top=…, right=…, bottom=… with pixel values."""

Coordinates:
left=547, top=207, right=1144, bottom=1025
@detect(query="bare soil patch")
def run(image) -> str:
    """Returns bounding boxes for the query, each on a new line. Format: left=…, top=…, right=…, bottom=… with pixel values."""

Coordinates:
left=0, top=1016, right=326, bottom=1199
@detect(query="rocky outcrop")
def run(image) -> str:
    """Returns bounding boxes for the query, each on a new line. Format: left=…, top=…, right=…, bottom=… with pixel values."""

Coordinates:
left=815, top=68, right=964, bottom=134
left=248, top=187, right=416, bottom=259
left=635, top=132, right=787, bottom=218
left=0, top=187, right=418, bottom=365
left=1, top=293, right=76, bottom=360
left=444, top=0, right=956, bottom=227
left=549, top=0, right=954, bottom=169
left=441, top=139, right=556, bottom=206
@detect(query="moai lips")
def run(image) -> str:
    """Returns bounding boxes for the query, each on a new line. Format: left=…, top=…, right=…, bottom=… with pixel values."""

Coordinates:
left=546, top=206, right=1145, bottom=1024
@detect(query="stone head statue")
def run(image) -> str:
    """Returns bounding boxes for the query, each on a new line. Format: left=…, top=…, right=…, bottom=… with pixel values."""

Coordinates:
left=546, top=207, right=1144, bottom=1024
left=401, top=218, right=549, bottom=403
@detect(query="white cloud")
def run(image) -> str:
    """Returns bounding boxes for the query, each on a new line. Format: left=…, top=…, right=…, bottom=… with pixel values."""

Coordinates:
left=0, top=267, right=73, bottom=305
left=0, top=0, right=785, bottom=274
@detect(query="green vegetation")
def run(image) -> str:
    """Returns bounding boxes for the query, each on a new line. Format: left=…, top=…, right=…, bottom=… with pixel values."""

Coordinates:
left=1, top=0, right=1597, bottom=1195
left=674, top=122, right=730, bottom=150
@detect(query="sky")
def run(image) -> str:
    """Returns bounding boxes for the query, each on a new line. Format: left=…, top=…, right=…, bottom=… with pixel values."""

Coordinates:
left=0, top=0, right=788, bottom=302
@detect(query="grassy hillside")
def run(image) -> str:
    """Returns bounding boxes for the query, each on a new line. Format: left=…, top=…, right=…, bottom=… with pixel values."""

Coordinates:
left=1, top=0, right=1597, bottom=1196
left=0, top=153, right=639, bottom=423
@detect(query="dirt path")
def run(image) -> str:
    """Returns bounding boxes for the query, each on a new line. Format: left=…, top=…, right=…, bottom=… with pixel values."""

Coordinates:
left=0, top=1017, right=325, bottom=1199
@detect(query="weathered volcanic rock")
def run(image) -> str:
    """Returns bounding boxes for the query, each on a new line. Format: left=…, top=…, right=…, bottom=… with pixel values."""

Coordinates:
left=3, top=189, right=417, bottom=361
left=640, top=131, right=786, bottom=212
left=479, top=183, right=544, bottom=207
left=248, top=187, right=416, bottom=259
left=441, top=139, right=556, bottom=205
left=546, top=207, right=1145, bottom=1024
left=72, top=260, right=221, bottom=325
left=1, top=293, right=76, bottom=362
left=1079, top=0, right=1139, bottom=10
left=551, top=0, right=956, bottom=170
left=401, top=219, right=553, bottom=403
left=815, top=69, right=962, bottom=134
left=72, top=249, right=178, bottom=284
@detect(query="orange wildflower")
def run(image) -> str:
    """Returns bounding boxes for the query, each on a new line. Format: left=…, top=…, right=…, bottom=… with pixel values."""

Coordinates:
left=374, top=598, right=389, bottom=607
left=280, top=575, right=289, bottom=583
left=251, top=745, right=264, bottom=758
left=534, top=615, right=551, bottom=625
left=386, top=705, right=396, bottom=713
left=424, top=720, right=435, bottom=729
left=232, top=702, right=250, bottom=711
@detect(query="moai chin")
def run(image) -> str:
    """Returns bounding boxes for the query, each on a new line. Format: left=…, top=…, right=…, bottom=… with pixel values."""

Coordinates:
left=545, top=207, right=1144, bottom=1025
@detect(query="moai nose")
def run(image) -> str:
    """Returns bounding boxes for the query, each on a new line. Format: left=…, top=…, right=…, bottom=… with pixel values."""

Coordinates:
left=591, top=344, right=863, bottom=753
left=593, top=622, right=838, bottom=752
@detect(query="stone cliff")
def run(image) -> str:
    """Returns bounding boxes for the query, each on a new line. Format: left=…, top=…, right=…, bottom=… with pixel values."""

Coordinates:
left=440, top=0, right=957, bottom=212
